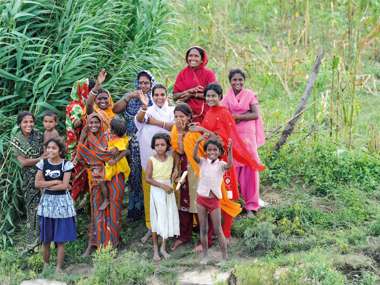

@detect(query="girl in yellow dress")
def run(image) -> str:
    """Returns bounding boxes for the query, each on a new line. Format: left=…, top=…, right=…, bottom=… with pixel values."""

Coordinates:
left=100, top=117, right=130, bottom=210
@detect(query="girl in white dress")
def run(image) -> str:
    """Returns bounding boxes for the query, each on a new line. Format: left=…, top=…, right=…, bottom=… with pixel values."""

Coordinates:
left=145, top=133, right=179, bottom=261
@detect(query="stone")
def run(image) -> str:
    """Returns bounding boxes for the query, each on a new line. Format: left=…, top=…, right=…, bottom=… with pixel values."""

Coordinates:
left=20, top=279, right=66, bottom=285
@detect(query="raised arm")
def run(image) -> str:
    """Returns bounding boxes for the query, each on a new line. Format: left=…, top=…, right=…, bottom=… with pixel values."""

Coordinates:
left=224, top=138, right=233, bottom=170
left=193, top=136, right=204, bottom=164
left=87, top=69, right=107, bottom=115
left=17, top=156, right=42, bottom=167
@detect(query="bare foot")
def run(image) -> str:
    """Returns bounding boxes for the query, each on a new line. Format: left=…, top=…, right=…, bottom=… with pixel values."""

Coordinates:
left=171, top=239, right=184, bottom=251
left=153, top=253, right=161, bottom=262
left=99, top=199, right=109, bottom=211
left=200, top=256, right=209, bottom=265
left=82, top=245, right=95, bottom=257
left=193, top=244, right=203, bottom=253
left=246, top=210, right=255, bottom=218
left=141, top=229, right=152, bottom=244
left=160, top=248, right=170, bottom=259
left=55, top=267, right=64, bottom=274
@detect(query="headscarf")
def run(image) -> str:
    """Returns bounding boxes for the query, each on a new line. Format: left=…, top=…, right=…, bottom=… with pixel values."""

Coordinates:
left=125, top=70, right=155, bottom=135
left=83, top=113, right=109, bottom=151
left=93, top=89, right=115, bottom=130
left=173, top=46, right=216, bottom=122
left=66, top=78, right=91, bottom=159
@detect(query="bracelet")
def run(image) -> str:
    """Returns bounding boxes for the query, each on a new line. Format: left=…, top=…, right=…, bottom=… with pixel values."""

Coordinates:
left=140, top=108, right=147, bottom=113
left=90, top=89, right=98, bottom=96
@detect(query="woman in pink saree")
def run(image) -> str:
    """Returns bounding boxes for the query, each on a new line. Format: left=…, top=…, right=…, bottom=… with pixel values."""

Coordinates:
left=221, top=69, right=265, bottom=216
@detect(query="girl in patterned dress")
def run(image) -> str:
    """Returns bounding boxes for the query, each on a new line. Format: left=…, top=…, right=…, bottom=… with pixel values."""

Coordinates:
left=35, top=138, right=76, bottom=272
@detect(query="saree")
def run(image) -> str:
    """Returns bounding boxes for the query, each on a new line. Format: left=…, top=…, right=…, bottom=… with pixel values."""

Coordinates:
left=66, top=78, right=90, bottom=200
left=11, top=129, right=43, bottom=243
left=173, top=46, right=216, bottom=123
left=124, top=70, right=155, bottom=220
left=76, top=113, right=125, bottom=248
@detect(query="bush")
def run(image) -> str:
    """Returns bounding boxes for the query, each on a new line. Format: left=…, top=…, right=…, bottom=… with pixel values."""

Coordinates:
left=0, top=250, right=36, bottom=285
left=369, top=215, right=380, bottom=236
left=234, top=250, right=346, bottom=285
left=261, top=142, right=380, bottom=195
left=78, top=247, right=154, bottom=285
left=242, top=222, right=278, bottom=253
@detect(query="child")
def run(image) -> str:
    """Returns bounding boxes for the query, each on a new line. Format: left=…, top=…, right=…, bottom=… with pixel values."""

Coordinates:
left=35, top=137, right=76, bottom=272
left=145, top=133, right=179, bottom=261
left=193, top=136, right=233, bottom=264
left=99, top=117, right=130, bottom=210
left=42, top=111, right=60, bottom=144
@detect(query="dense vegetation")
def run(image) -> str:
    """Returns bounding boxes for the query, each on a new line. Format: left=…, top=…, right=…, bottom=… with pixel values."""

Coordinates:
left=0, top=0, right=379, bottom=284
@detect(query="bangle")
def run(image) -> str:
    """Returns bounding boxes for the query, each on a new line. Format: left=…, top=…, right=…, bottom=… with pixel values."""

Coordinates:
left=90, top=90, right=98, bottom=96
left=163, top=121, right=166, bottom=129
left=140, top=108, right=147, bottom=113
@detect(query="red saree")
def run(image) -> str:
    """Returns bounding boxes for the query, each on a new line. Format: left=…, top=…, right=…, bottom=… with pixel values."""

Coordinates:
left=173, top=46, right=216, bottom=123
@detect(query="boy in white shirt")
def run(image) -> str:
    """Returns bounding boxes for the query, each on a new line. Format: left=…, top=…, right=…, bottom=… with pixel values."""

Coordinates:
left=193, top=135, right=233, bottom=264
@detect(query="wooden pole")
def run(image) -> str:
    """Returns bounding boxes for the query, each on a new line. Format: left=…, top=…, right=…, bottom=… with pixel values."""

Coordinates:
left=275, top=49, right=324, bottom=151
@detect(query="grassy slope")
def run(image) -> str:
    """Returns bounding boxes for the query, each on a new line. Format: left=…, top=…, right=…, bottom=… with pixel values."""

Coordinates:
left=1, top=1, right=380, bottom=284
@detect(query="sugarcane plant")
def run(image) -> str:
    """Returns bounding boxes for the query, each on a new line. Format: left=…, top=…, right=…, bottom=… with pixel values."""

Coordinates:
left=0, top=0, right=172, bottom=247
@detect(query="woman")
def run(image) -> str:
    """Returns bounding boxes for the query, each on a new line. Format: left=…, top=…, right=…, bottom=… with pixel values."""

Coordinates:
left=10, top=111, right=44, bottom=247
left=66, top=78, right=94, bottom=200
left=76, top=113, right=125, bottom=255
left=170, top=103, right=202, bottom=250
left=222, top=69, right=265, bottom=216
left=135, top=84, right=174, bottom=241
left=113, top=70, right=155, bottom=221
left=190, top=83, right=265, bottom=240
left=86, top=69, right=115, bottom=128
left=173, top=46, right=216, bottom=123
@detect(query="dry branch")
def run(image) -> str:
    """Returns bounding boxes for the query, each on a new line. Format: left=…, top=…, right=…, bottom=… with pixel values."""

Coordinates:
left=275, top=49, right=324, bottom=151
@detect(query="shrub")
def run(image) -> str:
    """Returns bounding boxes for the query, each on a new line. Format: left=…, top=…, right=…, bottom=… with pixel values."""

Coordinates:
left=78, top=247, right=154, bottom=285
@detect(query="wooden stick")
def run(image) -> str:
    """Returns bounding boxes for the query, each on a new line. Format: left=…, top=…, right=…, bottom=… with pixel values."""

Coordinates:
left=275, top=49, right=324, bottom=151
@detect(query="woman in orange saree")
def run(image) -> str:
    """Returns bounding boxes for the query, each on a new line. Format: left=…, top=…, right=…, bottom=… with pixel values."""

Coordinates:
left=76, top=113, right=125, bottom=255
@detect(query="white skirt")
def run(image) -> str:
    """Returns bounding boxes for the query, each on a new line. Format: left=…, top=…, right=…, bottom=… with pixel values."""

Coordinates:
left=150, top=179, right=179, bottom=239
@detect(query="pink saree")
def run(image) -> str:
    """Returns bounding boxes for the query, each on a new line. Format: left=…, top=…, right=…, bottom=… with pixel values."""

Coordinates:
left=222, top=88, right=265, bottom=211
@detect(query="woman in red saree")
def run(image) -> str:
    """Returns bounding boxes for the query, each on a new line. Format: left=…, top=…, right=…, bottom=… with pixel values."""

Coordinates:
left=173, top=46, right=216, bottom=123
left=190, top=83, right=265, bottom=240
left=76, top=113, right=125, bottom=255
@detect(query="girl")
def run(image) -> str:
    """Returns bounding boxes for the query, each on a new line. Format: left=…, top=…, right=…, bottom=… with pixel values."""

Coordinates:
left=35, top=138, right=76, bottom=272
left=189, top=83, right=265, bottom=243
left=145, top=133, right=179, bottom=261
left=193, top=136, right=232, bottom=264
left=222, top=69, right=266, bottom=216
left=135, top=84, right=174, bottom=243
left=101, top=117, right=130, bottom=210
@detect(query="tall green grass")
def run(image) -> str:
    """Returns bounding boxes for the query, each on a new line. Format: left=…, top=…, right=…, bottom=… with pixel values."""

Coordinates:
left=0, top=0, right=172, bottom=247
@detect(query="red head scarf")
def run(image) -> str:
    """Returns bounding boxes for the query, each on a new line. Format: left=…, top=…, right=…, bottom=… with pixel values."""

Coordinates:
left=173, top=46, right=217, bottom=122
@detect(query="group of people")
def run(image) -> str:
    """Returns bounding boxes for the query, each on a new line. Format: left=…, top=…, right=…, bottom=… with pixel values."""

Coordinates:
left=11, top=46, right=266, bottom=270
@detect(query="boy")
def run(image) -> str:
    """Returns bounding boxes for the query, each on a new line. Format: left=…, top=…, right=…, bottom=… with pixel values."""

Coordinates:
left=43, top=111, right=59, bottom=143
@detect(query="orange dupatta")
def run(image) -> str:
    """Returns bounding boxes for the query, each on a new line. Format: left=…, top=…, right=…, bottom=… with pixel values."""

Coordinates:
left=93, top=90, right=115, bottom=130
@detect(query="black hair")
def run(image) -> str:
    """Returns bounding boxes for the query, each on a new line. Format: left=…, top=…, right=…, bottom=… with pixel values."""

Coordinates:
left=204, top=139, right=224, bottom=157
left=137, top=71, right=153, bottom=82
left=110, top=117, right=127, bottom=137
left=44, top=137, right=66, bottom=158
left=173, top=103, right=193, bottom=119
left=204, top=83, right=223, bottom=99
left=186, top=47, right=205, bottom=61
left=17, top=111, right=35, bottom=126
left=152, top=84, right=167, bottom=96
left=96, top=88, right=109, bottom=97
left=42, top=110, right=57, bottom=121
left=228, top=68, right=246, bottom=82
left=151, top=133, right=171, bottom=151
